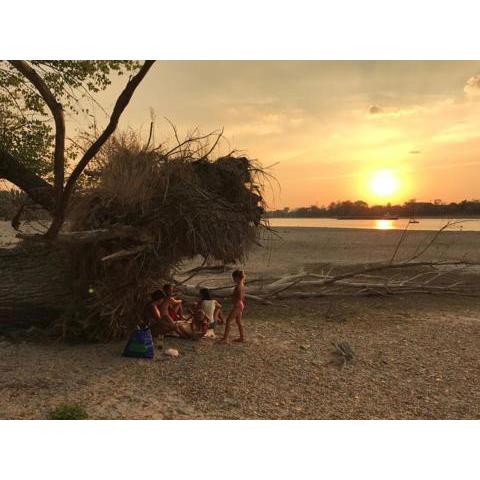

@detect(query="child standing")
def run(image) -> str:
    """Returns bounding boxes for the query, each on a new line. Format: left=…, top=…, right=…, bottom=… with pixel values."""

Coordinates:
left=220, top=270, right=246, bottom=343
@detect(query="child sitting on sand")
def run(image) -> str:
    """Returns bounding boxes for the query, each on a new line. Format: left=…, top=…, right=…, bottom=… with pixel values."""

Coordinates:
left=191, top=303, right=209, bottom=338
left=163, top=283, right=185, bottom=321
left=219, top=270, right=246, bottom=343
left=196, top=288, right=224, bottom=338
left=145, top=290, right=189, bottom=345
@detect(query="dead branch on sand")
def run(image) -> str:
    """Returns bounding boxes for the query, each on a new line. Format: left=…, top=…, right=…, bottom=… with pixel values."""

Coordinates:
left=176, top=259, right=480, bottom=302
left=174, top=218, right=480, bottom=303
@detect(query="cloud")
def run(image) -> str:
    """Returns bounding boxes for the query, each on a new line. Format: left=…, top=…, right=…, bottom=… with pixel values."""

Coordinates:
left=226, top=110, right=306, bottom=138
left=366, top=104, right=424, bottom=118
left=464, top=75, right=480, bottom=96
left=368, top=104, right=383, bottom=114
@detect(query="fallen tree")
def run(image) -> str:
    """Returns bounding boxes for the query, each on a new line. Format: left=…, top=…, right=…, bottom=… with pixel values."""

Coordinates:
left=174, top=259, right=480, bottom=301
left=1, top=132, right=269, bottom=340
left=0, top=244, right=72, bottom=323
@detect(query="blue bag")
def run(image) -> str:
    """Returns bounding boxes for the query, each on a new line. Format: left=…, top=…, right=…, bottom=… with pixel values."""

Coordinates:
left=122, top=327, right=154, bottom=359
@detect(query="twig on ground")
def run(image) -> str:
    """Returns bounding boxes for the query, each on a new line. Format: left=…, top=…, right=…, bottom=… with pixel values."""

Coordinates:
left=329, top=341, right=355, bottom=368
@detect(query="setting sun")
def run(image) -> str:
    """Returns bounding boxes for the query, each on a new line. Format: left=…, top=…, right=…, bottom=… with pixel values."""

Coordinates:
left=369, top=170, right=399, bottom=199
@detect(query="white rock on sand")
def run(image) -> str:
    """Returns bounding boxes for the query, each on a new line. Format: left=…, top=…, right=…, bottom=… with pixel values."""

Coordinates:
left=164, top=348, right=179, bottom=357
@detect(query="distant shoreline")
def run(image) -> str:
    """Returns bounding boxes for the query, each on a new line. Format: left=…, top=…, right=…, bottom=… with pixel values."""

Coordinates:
left=266, top=215, right=480, bottom=219
left=269, top=225, right=480, bottom=234
left=266, top=217, right=480, bottom=233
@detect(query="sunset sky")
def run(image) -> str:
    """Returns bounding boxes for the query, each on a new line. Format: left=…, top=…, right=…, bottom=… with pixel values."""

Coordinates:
left=87, top=61, right=480, bottom=209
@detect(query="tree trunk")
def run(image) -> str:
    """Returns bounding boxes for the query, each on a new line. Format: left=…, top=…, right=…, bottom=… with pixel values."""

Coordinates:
left=0, top=244, right=72, bottom=325
left=0, top=147, right=55, bottom=213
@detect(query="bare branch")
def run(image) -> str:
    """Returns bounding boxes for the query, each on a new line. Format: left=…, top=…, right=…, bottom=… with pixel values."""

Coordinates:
left=164, top=117, right=181, bottom=151
left=162, top=125, right=218, bottom=157
left=10, top=204, right=25, bottom=231
left=200, top=127, right=224, bottom=159
left=143, top=121, right=154, bottom=151
left=389, top=220, right=410, bottom=264
left=407, top=220, right=473, bottom=262
left=174, top=257, right=208, bottom=285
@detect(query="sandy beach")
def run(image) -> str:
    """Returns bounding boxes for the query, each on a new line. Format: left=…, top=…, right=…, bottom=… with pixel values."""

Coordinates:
left=1, top=226, right=480, bottom=419
left=249, top=226, right=480, bottom=274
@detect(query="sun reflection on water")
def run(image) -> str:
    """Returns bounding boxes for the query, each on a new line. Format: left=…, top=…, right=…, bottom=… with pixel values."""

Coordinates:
left=374, top=219, right=394, bottom=230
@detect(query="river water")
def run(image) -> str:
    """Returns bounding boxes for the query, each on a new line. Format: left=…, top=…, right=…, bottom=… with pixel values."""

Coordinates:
left=1, top=218, right=480, bottom=248
left=268, top=217, right=480, bottom=232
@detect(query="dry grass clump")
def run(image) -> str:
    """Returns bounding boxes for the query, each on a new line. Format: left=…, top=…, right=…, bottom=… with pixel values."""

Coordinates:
left=61, top=131, right=269, bottom=340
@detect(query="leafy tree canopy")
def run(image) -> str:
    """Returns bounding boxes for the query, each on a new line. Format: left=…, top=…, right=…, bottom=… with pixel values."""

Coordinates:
left=0, top=61, right=141, bottom=178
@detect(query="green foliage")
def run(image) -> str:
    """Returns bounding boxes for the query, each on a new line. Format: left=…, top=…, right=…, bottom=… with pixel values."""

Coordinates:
left=49, top=403, right=89, bottom=420
left=0, top=61, right=141, bottom=178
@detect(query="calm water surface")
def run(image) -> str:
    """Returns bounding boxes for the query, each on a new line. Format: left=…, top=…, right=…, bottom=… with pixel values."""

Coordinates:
left=1, top=218, right=480, bottom=249
left=268, top=217, right=480, bottom=232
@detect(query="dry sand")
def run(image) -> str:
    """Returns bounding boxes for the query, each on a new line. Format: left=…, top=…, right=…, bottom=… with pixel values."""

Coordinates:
left=248, top=227, right=480, bottom=275
left=1, top=226, right=480, bottom=419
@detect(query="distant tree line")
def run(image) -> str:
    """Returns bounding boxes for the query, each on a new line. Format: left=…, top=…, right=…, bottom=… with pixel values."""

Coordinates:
left=0, top=189, right=48, bottom=220
left=267, top=199, right=480, bottom=218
